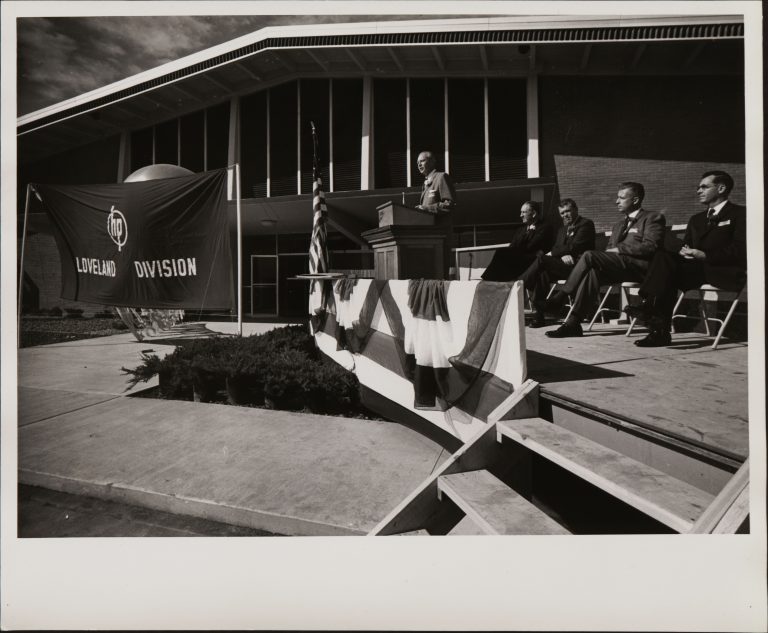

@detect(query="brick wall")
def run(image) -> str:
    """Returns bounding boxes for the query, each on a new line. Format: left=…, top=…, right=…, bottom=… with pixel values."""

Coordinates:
left=539, top=74, right=746, bottom=231
left=553, top=155, right=746, bottom=232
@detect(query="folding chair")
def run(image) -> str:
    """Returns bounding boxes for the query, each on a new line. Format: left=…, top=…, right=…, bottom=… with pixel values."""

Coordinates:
left=546, top=280, right=575, bottom=322
left=671, top=284, right=745, bottom=350
left=587, top=281, right=640, bottom=331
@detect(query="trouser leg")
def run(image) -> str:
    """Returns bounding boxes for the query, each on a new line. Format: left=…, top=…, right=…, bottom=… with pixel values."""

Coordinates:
left=565, top=251, right=633, bottom=323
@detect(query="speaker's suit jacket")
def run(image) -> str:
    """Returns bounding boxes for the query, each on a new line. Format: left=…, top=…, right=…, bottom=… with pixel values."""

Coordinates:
left=608, top=208, right=667, bottom=269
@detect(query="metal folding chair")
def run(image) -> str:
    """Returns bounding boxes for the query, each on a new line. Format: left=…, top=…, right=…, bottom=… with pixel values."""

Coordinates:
left=671, top=284, right=746, bottom=350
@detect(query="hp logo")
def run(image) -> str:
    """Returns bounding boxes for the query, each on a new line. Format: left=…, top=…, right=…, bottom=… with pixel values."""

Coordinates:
left=107, top=205, right=128, bottom=252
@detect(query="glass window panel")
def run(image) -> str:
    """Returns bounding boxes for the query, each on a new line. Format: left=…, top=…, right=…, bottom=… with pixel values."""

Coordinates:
left=250, top=286, right=277, bottom=314
left=488, top=79, right=528, bottom=180
left=251, top=256, right=277, bottom=283
left=179, top=111, right=204, bottom=172
left=373, top=78, right=407, bottom=189
left=241, top=92, right=268, bottom=198
left=206, top=101, right=230, bottom=170
left=410, top=78, right=445, bottom=184
left=129, top=126, right=153, bottom=173
left=448, top=78, right=485, bottom=183
left=154, top=119, right=178, bottom=165
left=299, top=79, right=330, bottom=194
left=269, top=82, right=298, bottom=196
left=332, top=79, right=362, bottom=191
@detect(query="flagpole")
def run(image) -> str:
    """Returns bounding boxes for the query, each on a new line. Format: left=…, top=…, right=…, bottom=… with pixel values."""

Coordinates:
left=17, top=184, right=32, bottom=347
left=235, top=162, right=243, bottom=337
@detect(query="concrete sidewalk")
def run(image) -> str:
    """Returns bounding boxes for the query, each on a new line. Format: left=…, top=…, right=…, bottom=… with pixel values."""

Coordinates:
left=17, top=324, right=449, bottom=536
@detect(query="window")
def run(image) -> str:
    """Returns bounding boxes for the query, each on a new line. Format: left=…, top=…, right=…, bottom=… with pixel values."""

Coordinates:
left=179, top=111, right=204, bottom=173
left=373, top=78, right=407, bottom=189
left=299, top=79, right=330, bottom=194
left=240, top=92, right=268, bottom=197
left=129, top=127, right=153, bottom=173
left=270, top=82, right=298, bottom=196
left=488, top=79, right=528, bottom=180
left=154, top=119, right=178, bottom=166
left=332, top=79, right=362, bottom=191
left=206, top=102, right=230, bottom=170
left=410, top=78, right=445, bottom=184
left=448, top=79, right=485, bottom=183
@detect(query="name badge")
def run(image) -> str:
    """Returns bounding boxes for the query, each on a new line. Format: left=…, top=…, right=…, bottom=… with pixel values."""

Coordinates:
left=717, top=219, right=731, bottom=226
left=628, top=227, right=639, bottom=234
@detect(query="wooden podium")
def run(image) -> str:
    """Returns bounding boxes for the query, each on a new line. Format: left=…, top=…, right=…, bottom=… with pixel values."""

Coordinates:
left=362, top=201, right=448, bottom=280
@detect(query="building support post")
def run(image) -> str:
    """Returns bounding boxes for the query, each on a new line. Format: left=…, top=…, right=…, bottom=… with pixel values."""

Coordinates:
left=361, top=76, right=373, bottom=189
left=18, top=185, right=32, bottom=347
left=117, top=131, right=130, bottom=183
left=526, top=73, right=540, bottom=179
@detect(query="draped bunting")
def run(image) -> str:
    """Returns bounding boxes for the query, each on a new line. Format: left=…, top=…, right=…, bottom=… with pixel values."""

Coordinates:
left=315, top=279, right=524, bottom=419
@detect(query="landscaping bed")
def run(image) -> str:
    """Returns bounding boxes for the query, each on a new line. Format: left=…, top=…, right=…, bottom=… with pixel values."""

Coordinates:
left=123, top=325, right=379, bottom=419
left=20, top=311, right=128, bottom=348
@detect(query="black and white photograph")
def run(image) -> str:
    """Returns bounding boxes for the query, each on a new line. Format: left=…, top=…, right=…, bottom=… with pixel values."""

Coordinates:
left=1, top=1, right=765, bottom=630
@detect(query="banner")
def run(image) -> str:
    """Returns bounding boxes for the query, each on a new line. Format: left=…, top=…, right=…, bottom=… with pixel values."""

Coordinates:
left=33, top=169, right=232, bottom=309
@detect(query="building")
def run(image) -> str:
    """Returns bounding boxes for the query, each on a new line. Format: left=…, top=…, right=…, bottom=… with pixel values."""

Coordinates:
left=17, top=14, right=745, bottom=317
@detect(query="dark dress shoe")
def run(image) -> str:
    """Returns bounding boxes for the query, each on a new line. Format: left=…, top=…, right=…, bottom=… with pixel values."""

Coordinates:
left=545, top=321, right=583, bottom=338
left=634, top=330, right=672, bottom=347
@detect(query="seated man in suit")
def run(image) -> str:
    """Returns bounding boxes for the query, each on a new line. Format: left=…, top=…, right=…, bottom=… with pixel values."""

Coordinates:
left=625, top=170, right=746, bottom=347
left=544, top=181, right=666, bottom=338
left=481, top=200, right=556, bottom=281
left=517, top=198, right=596, bottom=327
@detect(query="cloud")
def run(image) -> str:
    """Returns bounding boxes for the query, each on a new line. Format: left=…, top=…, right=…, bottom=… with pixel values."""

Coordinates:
left=17, top=14, right=474, bottom=115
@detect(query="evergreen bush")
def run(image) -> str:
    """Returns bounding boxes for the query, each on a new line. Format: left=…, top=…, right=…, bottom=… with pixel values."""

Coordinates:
left=121, top=325, right=361, bottom=415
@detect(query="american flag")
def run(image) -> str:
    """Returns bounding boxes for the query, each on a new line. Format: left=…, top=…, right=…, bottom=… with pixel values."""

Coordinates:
left=308, top=121, right=329, bottom=277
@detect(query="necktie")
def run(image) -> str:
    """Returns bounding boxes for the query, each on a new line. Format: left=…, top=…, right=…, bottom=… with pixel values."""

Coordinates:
left=619, top=216, right=632, bottom=241
left=707, top=208, right=717, bottom=225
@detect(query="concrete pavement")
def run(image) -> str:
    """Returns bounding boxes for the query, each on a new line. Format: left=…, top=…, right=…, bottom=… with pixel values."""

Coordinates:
left=17, top=323, right=450, bottom=536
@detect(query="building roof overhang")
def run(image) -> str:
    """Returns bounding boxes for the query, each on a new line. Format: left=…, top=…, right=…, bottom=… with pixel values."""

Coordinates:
left=17, top=14, right=744, bottom=164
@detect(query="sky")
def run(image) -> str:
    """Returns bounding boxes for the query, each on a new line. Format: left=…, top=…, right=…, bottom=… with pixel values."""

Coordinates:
left=16, top=13, right=467, bottom=115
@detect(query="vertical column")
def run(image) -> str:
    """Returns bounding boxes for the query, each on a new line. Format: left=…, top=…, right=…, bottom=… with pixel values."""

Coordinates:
left=203, top=108, right=208, bottom=171
left=360, top=76, right=373, bottom=190
left=483, top=78, right=490, bottom=181
left=443, top=78, right=449, bottom=173
left=227, top=96, right=240, bottom=200
left=296, top=80, right=302, bottom=195
left=116, top=131, right=130, bottom=183
left=329, top=79, right=335, bottom=192
left=526, top=73, right=540, bottom=179
left=151, top=125, right=156, bottom=165
left=406, top=78, right=412, bottom=188
left=266, top=90, right=271, bottom=197
left=177, top=118, right=181, bottom=166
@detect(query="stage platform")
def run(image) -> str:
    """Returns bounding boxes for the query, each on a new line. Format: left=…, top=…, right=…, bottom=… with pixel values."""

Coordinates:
left=525, top=322, right=749, bottom=463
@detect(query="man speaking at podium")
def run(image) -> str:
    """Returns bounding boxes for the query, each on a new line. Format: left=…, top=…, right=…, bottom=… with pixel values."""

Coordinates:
left=415, top=150, right=457, bottom=278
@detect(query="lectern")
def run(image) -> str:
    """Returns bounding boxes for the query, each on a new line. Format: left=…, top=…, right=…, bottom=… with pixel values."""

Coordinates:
left=362, top=201, right=448, bottom=280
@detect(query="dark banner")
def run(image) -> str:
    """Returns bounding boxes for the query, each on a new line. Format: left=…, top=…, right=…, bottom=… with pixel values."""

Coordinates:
left=33, top=169, right=232, bottom=309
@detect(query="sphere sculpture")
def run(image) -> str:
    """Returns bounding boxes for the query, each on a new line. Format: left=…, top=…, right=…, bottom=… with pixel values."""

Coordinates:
left=115, top=164, right=194, bottom=340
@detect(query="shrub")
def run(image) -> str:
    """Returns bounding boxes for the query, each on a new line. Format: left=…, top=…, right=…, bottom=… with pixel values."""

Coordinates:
left=49, top=306, right=63, bottom=317
left=94, top=308, right=115, bottom=318
left=121, top=325, right=361, bottom=415
left=64, top=308, right=84, bottom=318
left=111, top=319, right=129, bottom=330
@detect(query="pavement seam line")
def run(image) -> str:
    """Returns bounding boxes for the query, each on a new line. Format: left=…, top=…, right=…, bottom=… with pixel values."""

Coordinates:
left=19, top=394, right=125, bottom=426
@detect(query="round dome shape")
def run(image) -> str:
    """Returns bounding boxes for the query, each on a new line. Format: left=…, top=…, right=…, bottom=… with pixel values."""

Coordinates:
left=124, top=164, right=194, bottom=182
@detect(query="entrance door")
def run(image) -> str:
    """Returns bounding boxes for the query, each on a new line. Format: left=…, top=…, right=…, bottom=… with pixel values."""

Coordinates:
left=250, top=255, right=278, bottom=316
left=279, top=253, right=310, bottom=317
